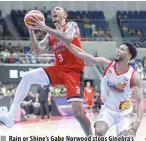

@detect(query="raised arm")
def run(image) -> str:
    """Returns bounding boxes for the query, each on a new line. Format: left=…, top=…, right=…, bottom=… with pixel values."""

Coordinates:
left=29, top=29, right=49, bottom=55
left=29, top=18, right=79, bottom=45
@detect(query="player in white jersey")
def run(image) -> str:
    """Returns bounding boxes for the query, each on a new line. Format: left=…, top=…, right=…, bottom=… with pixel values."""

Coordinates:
left=63, top=41, right=144, bottom=136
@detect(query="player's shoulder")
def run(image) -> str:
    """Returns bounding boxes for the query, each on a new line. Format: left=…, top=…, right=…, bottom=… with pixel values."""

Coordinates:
left=66, top=21, right=78, bottom=27
left=133, top=71, right=141, bottom=81
left=45, top=33, right=50, bottom=38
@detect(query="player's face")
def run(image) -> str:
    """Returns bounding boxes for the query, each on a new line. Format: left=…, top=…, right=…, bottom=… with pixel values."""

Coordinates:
left=116, top=44, right=131, bottom=61
left=51, top=6, right=67, bottom=23
left=86, top=82, right=91, bottom=87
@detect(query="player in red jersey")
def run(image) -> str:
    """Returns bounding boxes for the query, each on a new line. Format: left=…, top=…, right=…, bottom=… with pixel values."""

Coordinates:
left=0, top=6, right=92, bottom=136
left=84, top=82, right=94, bottom=115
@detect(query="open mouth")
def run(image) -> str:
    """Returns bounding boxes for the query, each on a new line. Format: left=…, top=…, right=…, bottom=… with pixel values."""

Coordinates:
left=52, top=11, right=58, bottom=18
left=53, top=15, right=57, bottom=18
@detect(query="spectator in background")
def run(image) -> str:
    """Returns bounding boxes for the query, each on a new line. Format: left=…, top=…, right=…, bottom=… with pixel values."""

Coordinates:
left=96, top=91, right=102, bottom=111
left=7, top=53, right=15, bottom=63
left=1, top=48, right=10, bottom=63
left=136, top=27, right=142, bottom=36
left=83, top=15, right=89, bottom=23
left=123, top=14, right=128, bottom=19
left=37, top=85, right=50, bottom=121
left=84, top=22, right=91, bottom=29
left=129, top=28, right=136, bottom=36
left=91, top=24, right=99, bottom=40
left=21, top=91, right=35, bottom=118
left=142, top=57, right=146, bottom=68
left=98, top=27, right=105, bottom=39
left=75, top=16, right=82, bottom=22
left=104, top=33, right=111, bottom=41
left=1, top=84, right=7, bottom=96
left=140, top=33, right=145, bottom=42
left=134, top=40, right=141, bottom=48
left=84, top=81, right=94, bottom=116
left=54, top=86, right=61, bottom=96
left=32, top=94, right=40, bottom=116
left=105, top=28, right=111, bottom=37
left=42, top=6, right=48, bottom=14
left=122, top=24, right=128, bottom=36
left=135, top=60, right=143, bottom=79
left=47, top=13, right=52, bottom=21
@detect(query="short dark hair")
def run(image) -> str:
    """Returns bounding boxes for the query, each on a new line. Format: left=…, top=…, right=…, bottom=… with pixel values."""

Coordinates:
left=62, top=7, right=68, bottom=16
left=123, top=42, right=137, bottom=60
left=52, top=6, right=68, bottom=16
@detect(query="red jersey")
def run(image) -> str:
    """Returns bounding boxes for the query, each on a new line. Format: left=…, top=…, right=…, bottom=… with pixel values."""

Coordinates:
left=48, top=22, right=85, bottom=71
left=84, top=87, right=94, bottom=102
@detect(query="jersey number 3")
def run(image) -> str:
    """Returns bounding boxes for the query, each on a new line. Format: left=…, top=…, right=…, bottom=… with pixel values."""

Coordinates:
left=58, top=54, right=63, bottom=62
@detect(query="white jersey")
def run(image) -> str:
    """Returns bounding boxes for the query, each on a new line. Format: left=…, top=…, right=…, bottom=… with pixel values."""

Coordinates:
left=100, top=61, right=135, bottom=113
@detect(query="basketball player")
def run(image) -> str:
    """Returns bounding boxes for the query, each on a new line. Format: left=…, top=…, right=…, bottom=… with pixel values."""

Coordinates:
left=63, top=41, right=144, bottom=136
left=0, top=6, right=92, bottom=136
left=84, top=81, right=94, bottom=115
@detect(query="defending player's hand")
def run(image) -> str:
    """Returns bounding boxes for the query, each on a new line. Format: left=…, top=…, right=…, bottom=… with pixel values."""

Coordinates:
left=28, top=16, right=47, bottom=31
left=128, top=121, right=141, bottom=136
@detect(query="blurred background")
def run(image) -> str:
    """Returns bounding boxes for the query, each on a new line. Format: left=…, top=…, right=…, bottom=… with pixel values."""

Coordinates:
left=0, top=1, right=146, bottom=122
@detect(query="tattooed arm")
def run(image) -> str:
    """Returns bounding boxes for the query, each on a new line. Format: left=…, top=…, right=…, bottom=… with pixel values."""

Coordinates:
left=29, top=16, right=79, bottom=44
left=29, top=29, right=50, bottom=55
left=44, top=21, right=79, bottom=44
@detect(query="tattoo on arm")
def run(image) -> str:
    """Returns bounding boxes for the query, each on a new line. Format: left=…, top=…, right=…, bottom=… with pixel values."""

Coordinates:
left=65, top=22, right=79, bottom=40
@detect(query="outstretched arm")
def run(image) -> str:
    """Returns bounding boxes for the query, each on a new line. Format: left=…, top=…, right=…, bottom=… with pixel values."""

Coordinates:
left=65, top=42, right=111, bottom=67
left=133, top=72, right=144, bottom=123
left=128, top=72, right=144, bottom=136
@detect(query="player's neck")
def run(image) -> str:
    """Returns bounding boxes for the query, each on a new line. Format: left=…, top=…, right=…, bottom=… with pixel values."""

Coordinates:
left=117, top=61, right=129, bottom=73
left=57, top=20, right=66, bottom=27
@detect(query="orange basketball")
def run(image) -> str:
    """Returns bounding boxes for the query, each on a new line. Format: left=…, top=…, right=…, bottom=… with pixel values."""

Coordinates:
left=24, top=10, right=45, bottom=28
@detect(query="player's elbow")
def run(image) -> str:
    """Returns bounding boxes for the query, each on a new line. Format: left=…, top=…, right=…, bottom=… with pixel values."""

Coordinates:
left=64, top=34, right=74, bottom=44
left=64, top=38, right=72, bottom=45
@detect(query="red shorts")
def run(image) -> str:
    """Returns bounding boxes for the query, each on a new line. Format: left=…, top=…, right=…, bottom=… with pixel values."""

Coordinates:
left=44, top=66, right=84, bottom=102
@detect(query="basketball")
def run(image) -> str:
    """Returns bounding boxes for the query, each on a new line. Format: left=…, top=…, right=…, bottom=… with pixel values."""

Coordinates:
left=24, top=10, right=45, bottom=28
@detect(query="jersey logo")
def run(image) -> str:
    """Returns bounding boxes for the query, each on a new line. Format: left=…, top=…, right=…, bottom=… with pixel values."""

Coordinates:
left=119, top=100, right=132, bottom=110
left=107, top=81, right=126, bottom=93
left=52, top=41, right=65, bottom=50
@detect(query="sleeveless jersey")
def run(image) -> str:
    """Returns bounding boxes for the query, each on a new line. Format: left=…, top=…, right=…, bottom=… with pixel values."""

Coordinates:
left=48, top=22, right=84, bottom=71
left=100, top=61, right=135, bottom=111
left=84, top=87, right=94, bottom=102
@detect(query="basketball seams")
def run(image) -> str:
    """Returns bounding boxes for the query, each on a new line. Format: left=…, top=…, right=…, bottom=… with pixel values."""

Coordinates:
left=24, top=11, right=45, bottom=28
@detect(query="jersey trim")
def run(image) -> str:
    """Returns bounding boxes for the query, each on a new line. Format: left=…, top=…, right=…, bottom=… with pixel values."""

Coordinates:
left=103, top=61, right=113, bottom=77
left=130, top=70, right=135, bottom=88
left=114, top=62, right=130, bottom=76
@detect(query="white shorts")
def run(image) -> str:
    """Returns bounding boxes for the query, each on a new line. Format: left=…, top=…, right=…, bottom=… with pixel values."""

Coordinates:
left=97, top=105, right=133, bottom=135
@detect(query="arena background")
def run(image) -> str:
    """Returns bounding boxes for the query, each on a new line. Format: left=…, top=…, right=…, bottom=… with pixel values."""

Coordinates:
left=0, top=1, right=146, bottom=140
